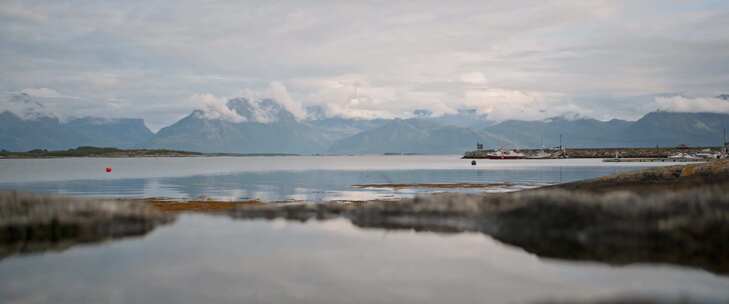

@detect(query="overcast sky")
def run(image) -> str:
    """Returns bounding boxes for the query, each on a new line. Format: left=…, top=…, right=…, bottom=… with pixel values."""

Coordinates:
left=1, top=0, right=728, bottom=130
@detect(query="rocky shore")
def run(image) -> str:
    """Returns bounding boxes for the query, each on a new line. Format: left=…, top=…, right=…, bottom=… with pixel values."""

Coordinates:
left=548, top=159, right=729, bottom=193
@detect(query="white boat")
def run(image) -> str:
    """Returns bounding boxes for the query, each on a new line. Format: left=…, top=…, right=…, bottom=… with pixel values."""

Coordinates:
left=668, top=152, right=701, bottom=160
left=486, top=149, right=526, bottom=160
left=694, top=152, right=721, bottom=159
left=526, top=150, right=552, bottom=159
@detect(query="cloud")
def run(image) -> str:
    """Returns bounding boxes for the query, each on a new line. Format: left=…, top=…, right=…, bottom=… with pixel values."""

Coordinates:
left=290, top=74, right=458, bottom=119
left=655, top=96, right=729, bottom=114
left=268, top=81, right=306, bottom=120
left=0, top=3, right=48, bottom=23
left=1, top=1, right=729, bottom=125
left=20, top=88, right=65, bottom=98
left=460, top=72, right=487, bottom=84
left=463, top=88, right=587, bottom=121
left=190, top=93, right=245, bottom=123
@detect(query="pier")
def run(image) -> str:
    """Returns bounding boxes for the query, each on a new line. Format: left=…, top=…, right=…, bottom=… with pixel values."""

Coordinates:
left=463, top=146, right=725, bottom=160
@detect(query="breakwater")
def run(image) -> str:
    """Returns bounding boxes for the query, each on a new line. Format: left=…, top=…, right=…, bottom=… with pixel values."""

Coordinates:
left=463, top=146, right=723, bottom=159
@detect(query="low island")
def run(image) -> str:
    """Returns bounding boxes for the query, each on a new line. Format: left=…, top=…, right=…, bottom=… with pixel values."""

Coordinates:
left=0, top=146, right=299, bottom=159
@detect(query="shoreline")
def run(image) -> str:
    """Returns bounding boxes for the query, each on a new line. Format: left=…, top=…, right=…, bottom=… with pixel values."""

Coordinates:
left=0, top=146, right=300, bottom=159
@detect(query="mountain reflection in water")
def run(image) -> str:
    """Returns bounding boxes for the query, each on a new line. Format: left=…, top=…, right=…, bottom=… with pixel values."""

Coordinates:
left=1, top=215, right=727, bottom=304
left=0, top=157, right=669, bottom=201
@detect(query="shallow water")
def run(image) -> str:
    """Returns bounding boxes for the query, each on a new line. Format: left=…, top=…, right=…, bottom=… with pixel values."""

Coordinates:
left=0, top=156, right=674, bottom=201
left=1, top=215, right=727, bottom=304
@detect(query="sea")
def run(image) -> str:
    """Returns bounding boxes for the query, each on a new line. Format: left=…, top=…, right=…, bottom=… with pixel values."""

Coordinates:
left=0, top=155, right=679, bottom=201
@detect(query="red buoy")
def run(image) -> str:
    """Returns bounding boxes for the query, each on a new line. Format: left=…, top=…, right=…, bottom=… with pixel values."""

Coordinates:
left=105, top=167, right=112, bottom=173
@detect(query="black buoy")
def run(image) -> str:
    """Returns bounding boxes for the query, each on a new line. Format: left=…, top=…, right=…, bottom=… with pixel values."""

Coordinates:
left=471, top=160, right=477, bottom=166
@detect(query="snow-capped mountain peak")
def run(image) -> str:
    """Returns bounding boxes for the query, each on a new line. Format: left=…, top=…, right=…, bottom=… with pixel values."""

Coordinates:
left=226, top=98, right=295, bottom=123
left=194, top=97, right=296, bottom=124
left=3, top=93, right=57, bottom=120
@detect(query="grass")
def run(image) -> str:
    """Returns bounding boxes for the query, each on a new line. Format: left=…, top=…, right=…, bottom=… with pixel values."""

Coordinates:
left=0, top=146, right=203, bottom=158
left=146, top=199, right=262, bottom=212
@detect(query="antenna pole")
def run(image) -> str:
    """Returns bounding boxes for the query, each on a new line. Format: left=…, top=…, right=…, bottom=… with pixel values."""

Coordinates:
left=724, top=127, right=727, bottom=158
left=541, top=135, right=544, bottom=149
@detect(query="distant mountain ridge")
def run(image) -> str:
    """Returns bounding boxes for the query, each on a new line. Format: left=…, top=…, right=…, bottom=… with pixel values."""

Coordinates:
left=0, top=110, right=153, bottom=151
left=482, top=111, right=729, bottom=148
left=145, top=98, right=330, bottom=153
left=3, top=93, right=729, bottom=153
left=483, top=116, right=633, bottom=148
left=224, top=98, right=297, bottom=123
left=328, top=119, right=511, bottom=154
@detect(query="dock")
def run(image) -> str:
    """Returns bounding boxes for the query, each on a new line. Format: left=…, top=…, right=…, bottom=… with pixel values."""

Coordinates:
left=602, top=158, right=704, bottom=163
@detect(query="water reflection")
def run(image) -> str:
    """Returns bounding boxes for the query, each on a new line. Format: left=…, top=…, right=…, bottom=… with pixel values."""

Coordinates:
left=0, top=215, right=726, bottom=304
left=0, top=166, right=644, bottom=201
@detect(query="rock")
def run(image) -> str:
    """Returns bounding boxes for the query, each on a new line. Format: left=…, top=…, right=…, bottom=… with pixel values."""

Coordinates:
left=549, top=160, right=729, bottom=193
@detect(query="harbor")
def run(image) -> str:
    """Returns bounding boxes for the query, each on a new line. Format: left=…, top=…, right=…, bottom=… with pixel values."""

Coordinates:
left=464, top=141, right=729, bottom=162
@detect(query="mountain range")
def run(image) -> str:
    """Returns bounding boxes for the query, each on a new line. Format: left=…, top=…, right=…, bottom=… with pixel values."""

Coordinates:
left=0, top=94, right=153, bottom=151
left=2, top=93, right=729, bottom=154
left=484, top=112, right=728, bottom=149
left=145, top=98, right=330, bottom=153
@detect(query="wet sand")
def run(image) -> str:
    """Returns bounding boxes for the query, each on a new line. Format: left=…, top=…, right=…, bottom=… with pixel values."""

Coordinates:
left=144, top=198, right=262, bottom=212
left=352, top=182, right=517, bottom=190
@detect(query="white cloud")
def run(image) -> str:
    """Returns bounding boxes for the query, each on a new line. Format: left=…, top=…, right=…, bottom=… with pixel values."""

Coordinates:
left=268, top=81, right=306, bottom=120
left=190, top=93, right=245, bottom=123
left=20, top=88, right=65, bottom=98
left=2, top=1, right=729, bottom=125
left=655, top=96, right=729, bottom=114
left=460, top=72, right=487, bottom=84
left=290, top=74, right=460, bottom=119
left=463, top=88, right=586, bottom=121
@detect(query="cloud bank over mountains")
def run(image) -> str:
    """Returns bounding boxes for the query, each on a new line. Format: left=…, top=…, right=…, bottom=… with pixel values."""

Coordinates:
left=656, top=95, right=729, bottom=114
left=4, top=93, right=729, bottom=154
left=1, top=1, right=728, bottom=129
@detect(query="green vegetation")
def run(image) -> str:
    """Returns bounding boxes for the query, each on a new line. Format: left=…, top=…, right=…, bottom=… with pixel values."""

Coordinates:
left=0, top=146, right=204, bottom=158
left=0, top=146, right=302, bottom=158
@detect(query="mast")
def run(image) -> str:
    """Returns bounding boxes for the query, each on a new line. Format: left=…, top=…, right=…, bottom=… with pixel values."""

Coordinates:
left=559, top=134, right=563, bottom=150
left=540, top=134, right=544, bottom=149
left=723, top=127, right=728, bottom=158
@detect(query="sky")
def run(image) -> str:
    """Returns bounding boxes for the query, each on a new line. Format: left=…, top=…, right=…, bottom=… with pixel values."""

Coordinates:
left=1, top=0, right=728, bottom=131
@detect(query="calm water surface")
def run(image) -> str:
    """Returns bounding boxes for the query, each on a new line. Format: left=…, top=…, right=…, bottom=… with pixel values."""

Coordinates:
left=1, top=215, right=727, bottom=304
left=0, top=155, right=676, bottom=201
